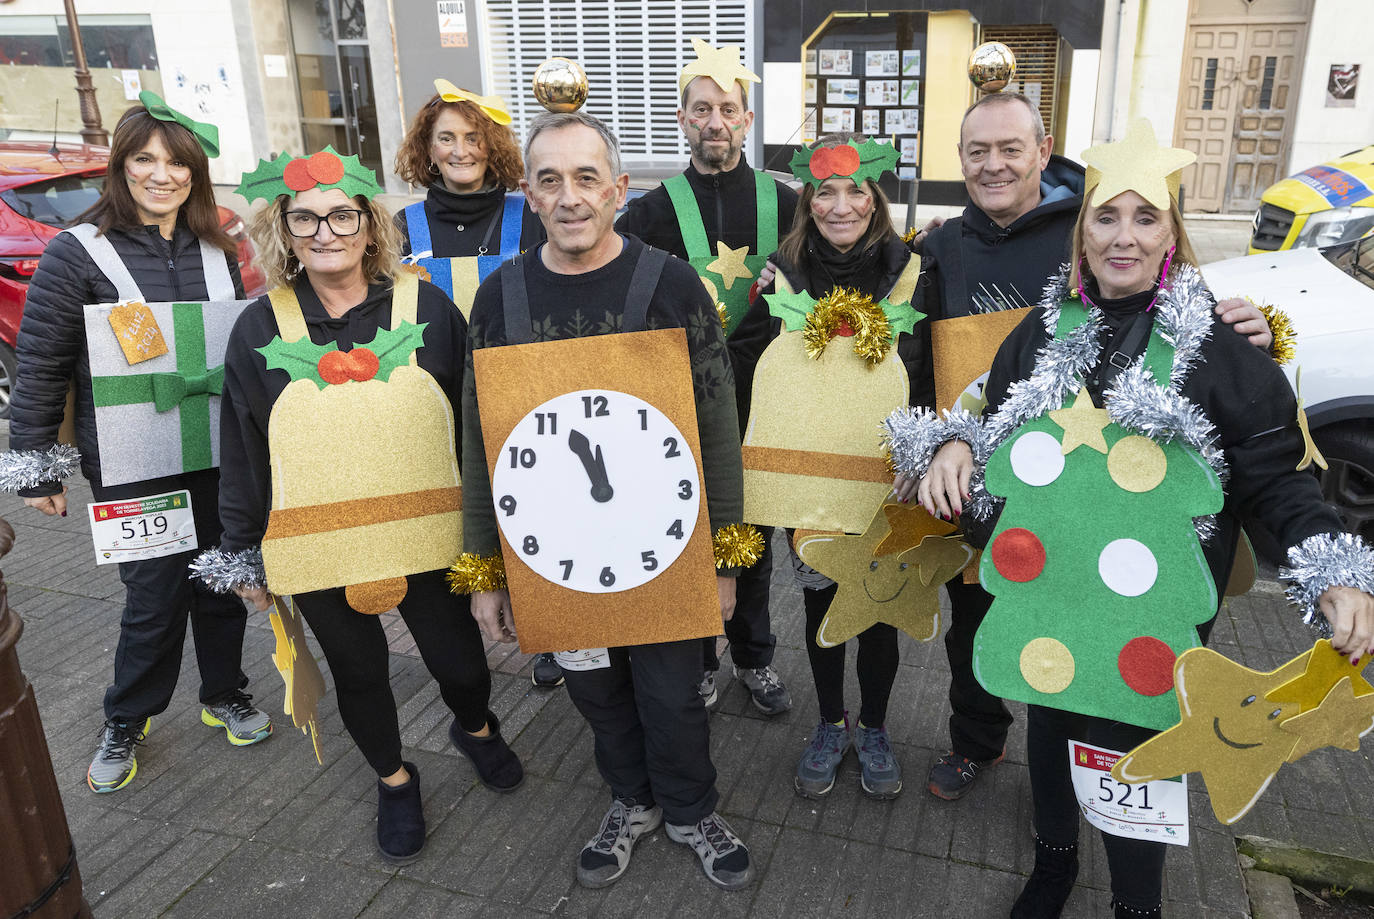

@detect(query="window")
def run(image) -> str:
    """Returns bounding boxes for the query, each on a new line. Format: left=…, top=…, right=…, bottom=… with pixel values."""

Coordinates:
left=1, top=174, right=106, bottom=229
left=1259, top=55, right=1277, bottom=109
left=1202, top=57, right=1218, bottom=110
left=0, top=14, right=157, bottom=70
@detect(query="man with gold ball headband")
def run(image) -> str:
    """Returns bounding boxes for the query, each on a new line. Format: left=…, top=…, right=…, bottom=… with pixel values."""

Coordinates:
left=616, top=37, right=797, bottom=718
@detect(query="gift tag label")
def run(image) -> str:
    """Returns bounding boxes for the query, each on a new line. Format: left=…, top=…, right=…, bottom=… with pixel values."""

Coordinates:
left=108, top=301, right=169, bottom=364
left=554, top=648, right=611, bottom=671
left=1068, top=741, right=1189, bottom=846
left=88, top=490, right=197, bottom=565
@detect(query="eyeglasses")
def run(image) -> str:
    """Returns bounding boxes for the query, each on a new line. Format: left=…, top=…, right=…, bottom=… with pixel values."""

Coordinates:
left=282, top=208, right=368, bottom=237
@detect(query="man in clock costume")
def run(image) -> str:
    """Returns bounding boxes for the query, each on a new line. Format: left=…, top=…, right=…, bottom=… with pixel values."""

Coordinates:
left=453, top=111, right=760, bottom=891
left=616, top=38, right=797, bottom=716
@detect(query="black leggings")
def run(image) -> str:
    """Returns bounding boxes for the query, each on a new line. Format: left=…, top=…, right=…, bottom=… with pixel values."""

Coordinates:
left=802, top=583, right=900, bottom=727
left=294, top=569, right=492, bottom=777
left=1027, top=705, right=1166, bottom=911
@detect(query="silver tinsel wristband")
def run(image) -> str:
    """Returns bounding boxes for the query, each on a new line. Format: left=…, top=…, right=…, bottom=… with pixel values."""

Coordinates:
left=1280, top=532, right=1374, bottom=633
left=190, top=546, right=266, bottom=594
left=0, top=444, right=81, bottom=492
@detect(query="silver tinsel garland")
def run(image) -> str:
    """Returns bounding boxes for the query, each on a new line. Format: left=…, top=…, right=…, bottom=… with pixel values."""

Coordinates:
left=190, top=546, right=266, bottom=593
left=1280, top=532, right=1374, bottom=633
left=0, top=444, right=81, bottom=492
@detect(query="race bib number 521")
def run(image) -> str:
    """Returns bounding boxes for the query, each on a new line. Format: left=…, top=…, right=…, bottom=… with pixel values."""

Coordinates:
left=88, top=490, right=197, bottom=565
left=1068, top=741, right=1189, bottom=846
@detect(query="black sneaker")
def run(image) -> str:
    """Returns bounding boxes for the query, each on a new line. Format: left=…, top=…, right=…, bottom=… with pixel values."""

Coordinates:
left=927, top=748, right=1004, bottom=800
left=665, top=812, right=753, bottom=890
left=532, top=653, right=564, bottom=688
left=732, top=664, right=791, bottom=715
left=698, top=670, right=719, bottom=712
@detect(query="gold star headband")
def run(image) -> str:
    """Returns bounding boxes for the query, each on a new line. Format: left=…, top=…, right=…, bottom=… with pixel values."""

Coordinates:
left=678, top=37, right=761, bottom=95
left=432, top=78, right=512, bottom=126
left=1081, top=118, right=1197, bottom=210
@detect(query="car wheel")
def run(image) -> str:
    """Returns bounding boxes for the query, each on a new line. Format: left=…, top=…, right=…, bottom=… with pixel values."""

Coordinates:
left=1313, top=423, right=1374, bottom=543
left=0, top=341, right=16, bottom=421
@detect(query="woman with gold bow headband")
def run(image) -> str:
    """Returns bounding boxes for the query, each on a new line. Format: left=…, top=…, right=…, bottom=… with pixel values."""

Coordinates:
left=889, top=119, right=1374, bottom=918
left=5, top=91, right=273, bottom=795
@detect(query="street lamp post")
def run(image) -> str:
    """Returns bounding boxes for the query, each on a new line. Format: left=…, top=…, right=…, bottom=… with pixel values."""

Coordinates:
left=63, top=0, right=108, bottom=146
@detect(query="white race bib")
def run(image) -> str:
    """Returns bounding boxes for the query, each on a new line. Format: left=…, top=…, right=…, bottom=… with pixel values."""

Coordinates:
left=1068, top=741, right=1189, bottom=846
left=88, top=490, right=197, bottom=565
left=553, top=648, right=611, bottom=671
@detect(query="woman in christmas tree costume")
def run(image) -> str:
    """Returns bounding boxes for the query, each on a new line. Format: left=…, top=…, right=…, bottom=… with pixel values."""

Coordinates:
left=889, top=120, right=1374, bottom=918
left=730, top=132, right=923, bottom=801
left=195, top=148, right=523, bottom=865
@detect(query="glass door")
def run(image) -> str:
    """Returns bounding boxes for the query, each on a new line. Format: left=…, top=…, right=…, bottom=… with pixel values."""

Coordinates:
left=287, top=0, right=381, bottom=178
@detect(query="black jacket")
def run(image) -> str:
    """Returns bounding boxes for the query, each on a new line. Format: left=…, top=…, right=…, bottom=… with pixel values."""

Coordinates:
left=394, top=182, right=544, bottom=258
left=10, top=222, right=244, bottom=500
left=615, top=155, right=799, bottom=259
left=728, top=233, right=932, bottom=434
left=916, top=154, right=1085, bottom=320
left=216, top=277, right=465, bottom=555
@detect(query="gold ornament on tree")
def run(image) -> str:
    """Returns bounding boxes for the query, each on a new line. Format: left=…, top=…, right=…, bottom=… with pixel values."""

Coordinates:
left=532, top=57, right=589, bottom=113
left=968, top=42, right=1017, bottom=94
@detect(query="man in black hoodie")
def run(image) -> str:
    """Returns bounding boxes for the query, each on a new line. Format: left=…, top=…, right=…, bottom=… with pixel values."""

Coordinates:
left=916, top=93, right=1275, bottom=802
left=616, top=39, right=797, bottom=718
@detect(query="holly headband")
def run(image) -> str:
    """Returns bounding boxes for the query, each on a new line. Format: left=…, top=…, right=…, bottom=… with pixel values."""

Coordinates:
left=134, top=90, right=219, bottom=158
left=789, top=138, right=899, bottom=188
left=236, top=146, right=383, bottom=205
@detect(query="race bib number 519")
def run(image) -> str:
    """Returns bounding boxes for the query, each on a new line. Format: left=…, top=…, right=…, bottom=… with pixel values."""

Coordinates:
left=88, top=490, right=197, bottom=565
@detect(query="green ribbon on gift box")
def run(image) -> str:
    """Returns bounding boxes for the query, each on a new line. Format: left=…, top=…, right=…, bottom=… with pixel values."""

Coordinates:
left=91, top=301, right=221, bottom=473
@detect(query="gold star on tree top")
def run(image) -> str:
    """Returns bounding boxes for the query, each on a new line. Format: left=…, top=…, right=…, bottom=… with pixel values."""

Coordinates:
left=679, top=37, right=761, bottom=94
left=1049, top=386, right=1110, bottom=455
left=1082, top=119, right=1197, bottom=210
left=705, top=241, right=754, bottom=290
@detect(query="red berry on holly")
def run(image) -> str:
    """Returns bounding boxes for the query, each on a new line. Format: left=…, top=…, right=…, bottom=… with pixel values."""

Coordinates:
left=830, top=144, right=860, bottom=177
left=809, top=146, right=835, bottom=180
left=346, top=347, right=380, bottom=382
left=307, top=151, right=345, bottom=185
left=317, top=349, right=350, bottom=384
left=283, top=158, right=315, bottom=192
left=834, top=318, right=856, bottom=337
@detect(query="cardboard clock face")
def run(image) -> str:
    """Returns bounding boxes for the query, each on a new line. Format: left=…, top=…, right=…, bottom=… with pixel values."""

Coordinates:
left=491, top=389, right=701, bottom=593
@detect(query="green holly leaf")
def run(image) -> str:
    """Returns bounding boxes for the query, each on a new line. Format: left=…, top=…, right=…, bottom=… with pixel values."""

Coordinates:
left=235, top=146, right=383, bottom=204
left=765, top=289, right=818, bottom=332
left=236, top=152, right=295, bottom=205
left=257, top=335, right=336, bottom=389
left=878, top=298, right=925, bottom=338
left=789, top=147, right=814, bottom=182
left=850, top=138, right=901, bottom=185
left=331, top=156, right=384, bottom=200
left=356, top=321, right=428, bottom=382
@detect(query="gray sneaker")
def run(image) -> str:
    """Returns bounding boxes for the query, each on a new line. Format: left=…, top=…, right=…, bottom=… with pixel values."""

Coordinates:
left=577, top=798, right=663, bottom=888
left=795, top=717, right=851, bottom=798
left=733, top=664, right=792, bottom=715
left=87, top=717, right=149, bottom=793
left=201, top=691, right=272, bottom=746
left=854, top=723, right=903, bottom=799
left=665, top=811, right=753, bottom=890
left=698, top=670, right=719, bottom=711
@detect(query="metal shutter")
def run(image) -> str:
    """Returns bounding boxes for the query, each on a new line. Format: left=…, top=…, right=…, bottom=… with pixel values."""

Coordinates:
left=980, top=25, right=1062, bottom=140
left=481, top=0, right=753, bottom=164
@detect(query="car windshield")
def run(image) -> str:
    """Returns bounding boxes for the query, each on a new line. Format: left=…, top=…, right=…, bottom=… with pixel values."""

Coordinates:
left=0, top=173, right=104, bottom=229
left=1327, top=235, right=1374, bottom=292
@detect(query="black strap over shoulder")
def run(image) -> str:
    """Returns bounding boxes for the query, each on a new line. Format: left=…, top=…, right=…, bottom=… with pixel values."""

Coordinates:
left=623, top=245, right=667, bottom=333
left=942, top=216, right=968, bottom=314
left=500, top=242, right=667, bottom=343
left=499, top=254, right=535, bottom=344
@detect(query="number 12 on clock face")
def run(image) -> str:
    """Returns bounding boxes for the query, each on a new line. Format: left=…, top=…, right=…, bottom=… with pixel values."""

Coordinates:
left=491, top=389, right=703, bottom=594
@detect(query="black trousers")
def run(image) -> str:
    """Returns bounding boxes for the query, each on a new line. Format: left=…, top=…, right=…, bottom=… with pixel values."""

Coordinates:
left=562, top=638, right=719, bottom=826
left=803, top=582, right=899, bottom=727
left=703, top=525, right=777, bottom=671
left=293, top=569, right=491, bottom=777
left=104, top=548, right=248, bottom=721
left=1027, top=705, right=1166, bottom=911
left=944, top=575, right=1014, bottom=761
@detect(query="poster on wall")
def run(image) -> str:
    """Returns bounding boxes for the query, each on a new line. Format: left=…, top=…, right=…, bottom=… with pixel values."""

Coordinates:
left=902, top=50, right=922, bottom=77
left=901, top=80, right=921, bottom=105
left=821, top=107, right=855, bottom=133
left=805, top=49, right=818, bottom=76
left=866, top=50, right=899, bottom=76
left=862, top=109, right=882, bottom=135
left=805, top=79, right=817, bottom=103
left=1327, top=64, right=1359, bottom=107
left=819, top=50, right=854, bottom=75
left=826, top=79, right=861, bottom=104
left=437, top=0, right=468, bottom=48
left=867, top=80, right=899, bottom=106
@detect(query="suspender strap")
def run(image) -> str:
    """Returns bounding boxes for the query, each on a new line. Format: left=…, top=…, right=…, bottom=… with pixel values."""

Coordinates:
left=885, top=252, right=922, bottom=305
left=499, top=256, right=535, bottom=345
left=390, top=271, right=421, bottom=367
left=497, top=194, right=524, bottom=258
left=266, top=286, right=309, bottom=342
left=663, top=175, right=710, bottom=259
left=622, top=246, right=668, bottom=333
left=199, top=239, right=235, bottom=300
left=941, top=216, right=970, bottom=315
left=499, top=244, right=667, bottom=344
left=266, top=273, right=421, bottom=363
left=65, top=224, right=144, bottom=301
left=754, top=173, right=779, bottom=253
left=404, top=201, right=432, bottom=256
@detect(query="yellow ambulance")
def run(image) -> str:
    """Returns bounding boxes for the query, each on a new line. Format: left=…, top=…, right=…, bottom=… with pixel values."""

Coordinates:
left=1248, top=145, right=1374, bottom=253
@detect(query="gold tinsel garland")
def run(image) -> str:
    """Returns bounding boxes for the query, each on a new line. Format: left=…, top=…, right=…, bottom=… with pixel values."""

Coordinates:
left=1253, top=299, right=1297, bottom=366
left=901, top=226, right=920, bottom=245
left=713, top=523, right=765, bottom=569
left=715, top=300, right=729, bottom=331
left=446, top=552, right=507, bottom=594
left=803, top=288, right=893, bottom=365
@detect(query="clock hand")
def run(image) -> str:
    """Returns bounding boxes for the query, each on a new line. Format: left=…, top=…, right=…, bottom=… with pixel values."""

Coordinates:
left=568, top=429, right=614, bottom=503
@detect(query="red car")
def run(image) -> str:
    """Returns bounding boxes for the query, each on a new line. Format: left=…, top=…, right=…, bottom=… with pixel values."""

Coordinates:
left=0, top=140, right=265, bottom=419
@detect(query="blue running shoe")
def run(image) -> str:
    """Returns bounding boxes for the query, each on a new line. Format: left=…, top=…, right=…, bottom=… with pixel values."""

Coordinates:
left=794, top=717, right=850, bottom=798
left=854, top=723, right=902, bottom=799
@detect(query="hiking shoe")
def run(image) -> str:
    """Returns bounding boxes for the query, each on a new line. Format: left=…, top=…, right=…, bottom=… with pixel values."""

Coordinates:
left=201, top=691, right=273, bottom=746
left=665, top=811, right=753, bottom=890
left=532, top=652, right=564, bottom=688
left=794, top=717, right=851, bottom=798
left=854, top=723, right=902, bottom=799
left=733, top=664, right=792, bottom=716
left=927, top=748, right=1005, bottom=800
left=87, top=717, right=149, bottom=793
left=576, top=798, right=663, bottom=888
left=698, top=670, right=719, bottom=711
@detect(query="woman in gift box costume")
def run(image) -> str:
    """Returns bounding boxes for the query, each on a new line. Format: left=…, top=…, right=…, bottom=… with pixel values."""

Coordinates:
left=197, top=148, right=523, bottom=865
left=889, top=120, right=1374, bottom=918
left=5, top=93, right=273, bottom=794
left=729, top=132, right=926, bottom=801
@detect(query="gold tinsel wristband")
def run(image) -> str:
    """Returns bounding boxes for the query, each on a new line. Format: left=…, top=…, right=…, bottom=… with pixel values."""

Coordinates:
left=446, top=552, right=507, bottom=594
left=1251, top=299, right=1297, bottom=366
left=713, top=523, right=766, bottom=569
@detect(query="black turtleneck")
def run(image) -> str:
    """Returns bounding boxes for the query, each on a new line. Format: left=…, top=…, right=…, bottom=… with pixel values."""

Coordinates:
left=393, top=181, right=544, bottom=259
left=615, top=154, right=799, bottom=259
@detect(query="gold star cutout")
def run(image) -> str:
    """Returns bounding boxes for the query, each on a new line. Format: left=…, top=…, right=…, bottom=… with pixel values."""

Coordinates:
left=875, top=501, right=957, bottom=556
left=1048, top=387, right=1110, bottom=455
left=1266, top=638, right=1374, bottom=714
left=1111, top=646, right=1308, bottom=825
left=678, top=37, right=761, bottom=94
left=1295, top=369, right=1329, bottom=472
left=1279, top=676, right=1374, bottom=762
left=1082, top=119, right=1197, bottom=210
left=705, top=240, right=753, bottom=291
left=798, top=501, right=973, bottom=648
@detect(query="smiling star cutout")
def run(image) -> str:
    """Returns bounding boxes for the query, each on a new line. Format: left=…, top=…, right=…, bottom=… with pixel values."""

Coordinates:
left=797, top=501, right=973, bottom=648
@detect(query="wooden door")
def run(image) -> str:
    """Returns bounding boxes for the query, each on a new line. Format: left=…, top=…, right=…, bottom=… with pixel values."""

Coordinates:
left=1175, top=24, right=1245, bottom=212
left=1226, top=22, right=1307, bottom=212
